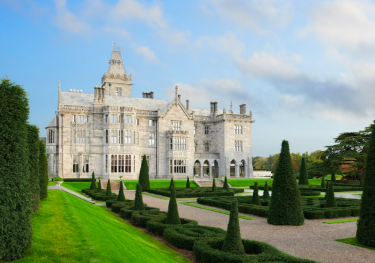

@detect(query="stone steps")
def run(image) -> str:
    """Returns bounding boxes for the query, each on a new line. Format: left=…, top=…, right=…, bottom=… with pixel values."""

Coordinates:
left=195, top=180, right=225, bottom=187
left=102, top=180, right=126, bottom=190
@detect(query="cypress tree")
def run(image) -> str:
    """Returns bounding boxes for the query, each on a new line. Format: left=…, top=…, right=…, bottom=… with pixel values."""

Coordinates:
left=263, top=181, right=270, bottom=199
left=138, top=155, right=150, bottom=191
left=321, top=176, right=325, bottom=188
left=133, top=183, right=145, bottom=210
left=105, top=179, right=112, bottom=196
left=165, top=186, right=180, bottom=225
left=97, top=178, right=102, bottom=192
left=331, top=170, right=336, bottom=183
left=168, top=177, right=175, bottom=191
left=222, top=199, right=245, bottom=255
left=0, top=79, right=32, bottom=261
left=27, top=124, right=40, bottom=213
left=186, top=176, right=190, bottom=188
left=325, top=182, right=337, bottom=208
left=90, top=171, right=96, bottom=190
left=267, top=140, right=305, bottom=226
left=356, top=122, right=375, bottom=246
left=212, top=179, right=216, bottom=192
left=223, top=176, right=229, bottom=191
left=251, top=182, right=260, bottom=205
left=298, top=157, right=309, bottom=185
left=117, top=181, right=126, bottom=202
left=38, top=140, right=48, bottom=199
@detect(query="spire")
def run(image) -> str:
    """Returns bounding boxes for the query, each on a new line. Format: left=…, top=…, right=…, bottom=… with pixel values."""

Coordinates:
left=175, top=86, right=178, bottom=105
left=230, top=101, right=233, bottom=113
left=107, top=44, right=126, bottom=77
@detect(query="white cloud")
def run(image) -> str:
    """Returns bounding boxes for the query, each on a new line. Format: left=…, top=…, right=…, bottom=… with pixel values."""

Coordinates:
left=54, top=0, right=91, bottom=35
left=196, top=32, right=246, bottom=57
left=135, top=46, right=158, bottom=63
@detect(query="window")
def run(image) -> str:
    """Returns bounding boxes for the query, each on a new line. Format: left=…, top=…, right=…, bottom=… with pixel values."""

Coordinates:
left=204, top=126, right=209, bottom=135
left=111, top=114, right=118, bottom=123
left=73, top=155, right=79, bottom=173
left=204, top=141, right=210, bottom=152
left=83, top=155, right=89, bottom=173
left=105, top=155, right=108, bottom=172
left=111, top=130, right=118, bottom=144
left=172, top=121, right=181, bottom=131
left=119, top=130, right=124, bottom=144
left=111, top=155, right=117, bottom=173
left=105, top=115, right=108, bottom=123
left=149, top=119, right=156, bottom=126
left=169, top=138, right=173, bottom=150
left=136, top=119, right=139, bottom=125
left=135, top=132, right=139, bottom=145
left=116, top=87, right=121, bottom=96
left=125, top=130, right=132, bottom=144
left=125, top=155, right=131, bottom=173
left=87, top=116, right=90, bottom=123
left=105, top=130, right=109, bottom=144
left=174, top=137, right=186, bottom=150
left=235, top=141, right=243, bottom=152
left=149, top=132, right=155, bottom=145
left=72, top=115, right=76, bottom=123
left=125, top=115, right=132, bottom=123
left=78, top=115, right=84, bottom=123
left=169, top=159, right=186, bottom=174
left=48, top=129, right=55, bottom=144
left=77, top=130, right=85, bottom=144
left=118, top=155, right=124, bottom=173
left=234, top=125, right=243, bottom=134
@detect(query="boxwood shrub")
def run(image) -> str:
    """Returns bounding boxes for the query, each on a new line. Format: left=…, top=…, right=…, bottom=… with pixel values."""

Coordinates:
left=120, top=206, right=158, bottom=219
left=111, top=201, right=134, bottom=213
left=252, top=184, right=363, bottom=192
left=131, top=210, right=167, bottom=227
left=299, top=190, right=321, bottom=196
left=146, top=217, right=198, bottom=236
left=146, top=187, right=243, bottom=198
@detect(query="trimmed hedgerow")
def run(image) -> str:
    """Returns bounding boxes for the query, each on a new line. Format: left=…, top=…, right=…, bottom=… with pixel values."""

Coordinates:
left=38, top=139, right=48, bottom=200
left=120, top=206, right=159, bottom=219
left=146, top=187, right=243, bottom=198
left=252, top=184, right=362, bottom=192
left=163, top=225, right=226, bottom=251
left=111, top=201, right=134, bottom=213
left=146, top=217, right=198, bottom=236
left=0, top=79, right=32, bottom=262
left=300, top=190, right=321, bottom=196
left=63, top=178, right=92, bottom=182
left=138, top=154, right=150, bottom=191
left=27, top=124, right=40, bottom=213
left=131, top=210, right=167, bottom=227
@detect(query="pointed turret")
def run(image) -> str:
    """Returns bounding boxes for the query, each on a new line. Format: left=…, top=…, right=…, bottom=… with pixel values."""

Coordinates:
left=107, top=46, right=126, bottom=77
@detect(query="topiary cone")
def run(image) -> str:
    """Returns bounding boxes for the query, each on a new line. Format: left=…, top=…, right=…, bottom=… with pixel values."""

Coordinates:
left=325, top=182, right=337, bottom=208
left=251, top=182, right=260, bottom=205
left=117, top=181, right=126, bottom=202
left=212, top=178, right=216, bottom=192
left=357, top=121, right=375, bottom=246
left=222, top=199, right=245, bottom=255
left=165, top=186, right=180, bottom=225
left=186, top=176, right=190, bottom=188
left=105, top=179, right=112, bottom=196
left=321, top=176, right=325, bottom=188
left=267, top=140, right=304, bottom=226
left=90, top=172, right=96, bottom=190
left=138, top=155, right=150, bottom=191
left=97, top=179, right=102, bottom=192
left=298, top=157, right=309, bottom=185
left=168, top=177, right=175, bottom=191
left=223, top=176, right=229, bottom=191
left=133, top=183, right=145, bottom=210
left=263, top=181, right=270, bottom=199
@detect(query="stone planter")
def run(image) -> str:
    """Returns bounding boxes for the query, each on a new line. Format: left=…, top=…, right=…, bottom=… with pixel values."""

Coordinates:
left=55, top=181, right=63, bottom=187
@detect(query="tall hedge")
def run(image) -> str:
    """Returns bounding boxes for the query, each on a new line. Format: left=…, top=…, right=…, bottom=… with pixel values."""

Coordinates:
left=267, top=140, right=305, bottom=226
left=27, top=124, right=40, bottom=213
left=251, top=182, right=260, bottom=205
left=186, top=176, right=190, bottom=188
left=166, top=186, right=180, bottom=225
left=298, top=157, right=309, bottom=185
left=90, top=172, right=96, bottom=190
left=168, top=177, right=175, bottom=191
left=222, top=199, right=245, bottom=255
left=321, top=176, right=325, bottom=188
left=212, top=178, right=216, bottom=192
left=138, top=155, right=150, bottom=191
left=223, top=176, right=229, bottom=191
left=117, top=181, right=125, bottom=202
left=133, top=183, right=145, bottom=210
left=263, top=181, right=270, bottom=199
left=356, top=122, right=375, bottom=246
left=0, top=79, right=32, bottom=261
left=38, top=139, right=48, bottom=200
left=106, top=179, right=112, bottom=196
left=325, top=183, right=337, bottom=208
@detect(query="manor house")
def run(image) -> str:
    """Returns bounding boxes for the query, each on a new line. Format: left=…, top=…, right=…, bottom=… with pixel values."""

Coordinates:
left=46, top=47, right=255, bottom=180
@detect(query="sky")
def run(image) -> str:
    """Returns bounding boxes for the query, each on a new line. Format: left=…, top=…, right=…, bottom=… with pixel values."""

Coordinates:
left=1, top=0, right=375, bottom=157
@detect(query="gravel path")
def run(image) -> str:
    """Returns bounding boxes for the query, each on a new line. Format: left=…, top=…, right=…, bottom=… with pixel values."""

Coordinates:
left=123, top=190, right=375, bottom=263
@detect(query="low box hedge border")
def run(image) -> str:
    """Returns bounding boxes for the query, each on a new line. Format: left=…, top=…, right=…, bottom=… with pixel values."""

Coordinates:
left=111, top=201, right=135, bottom=213
left=300, top=190, right=321, bottom=196
left=250, top=185, right=363, bottom=192
left=131, top=210, right=167, bottom=227
left=146, top=187, right=243, bottom=198
left=120, top=206, right=159, bottom=219
left=146, top=217, right=198, bottom=236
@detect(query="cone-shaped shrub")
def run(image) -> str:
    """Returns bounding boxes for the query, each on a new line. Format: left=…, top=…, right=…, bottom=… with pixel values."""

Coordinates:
left=38, top=139, right=48, bottom=200
left=267, top=140, right=305, bottom=226
left=133, top=183, right=145, bottom=210
left=325, top=182, right=337, bottom=208
left=222, top=199, right=245, bottom=255
left=168, top=177, right=175, bottom=191
left=97, top=179, right=102, bottom=192
left=357, top=122, right=375, bottom=246
left=117, top=181, right=126, bottom=201
left=263, top=181, right=270, bottom=199
left=90, top=172, right=96, bottom=190
left=321, top=176, right=325, bottom=188
left=186, top=176, right=190, bottom=188
left=212, top=179, right=216, bottom=192
left=325, top=182, right=329, bottom=200
left=298, top=157, right=309, bottom=185
left=251, top=182, right=260, bottom=205
left=166, top=186, right=180, bottom=225
left=223, top=176, right=229, bottom=191
left=138, top=155, right=150, bottom=191
left=106, top=179, right=112, bottom=196
left=331, top=170, right=336, bottom=183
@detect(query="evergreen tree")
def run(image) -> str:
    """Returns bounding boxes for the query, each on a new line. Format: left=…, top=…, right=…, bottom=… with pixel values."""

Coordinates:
left=186, top=176, right=190, bottom=188
left=222, top=199, right=245, bottom=255
left=267, top=140, right=305, bottom=226
left=325, top=182, right=329, bottom=199
left=263, top=181, right=270, bottom=199
left=38, top=140, right=48, bottom=199
left=27, top=124, right=40, bottom=213
left=168, top=177, right=175, bottom=191
left=0, top=79, right=32, bottom=261
left=223, top=176, right=229, bottom=191
left=117, top=181, right=126, bottom=202
left=138, top=155, right=150, bottom=191
left=212, top=178, right=216, bottom=192
left=321, top=176, right=325, bottom=188
left=298, top=157, right=309, bottom=185
left=133, top=183, right=145, bottom=210
left=331, top=170, right=336, bottom=183
left=165, top=186, right=180, bottom=225
left=325, top=182, right=337, bottom=208
left=97, top=178, right=102, bottom=192
left=105, top=179, right=112, bottom=196
left=90, top=172, right=96, bottom=190
left=251, top=182, right=260, bottom=205
left=356, top=122, right=375, bottom=246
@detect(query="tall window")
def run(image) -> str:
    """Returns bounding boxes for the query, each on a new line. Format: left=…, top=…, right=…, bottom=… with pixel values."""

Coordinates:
left=125, top=155, right=131, bottom=173
left=125, top=130, right=132, bottom=144
left=118, top=155, right=124, bottom=173
left=78, top=115, right=84, bottom=123
left=119, top=130, right=124, bottom=144
left=105, top=130, right=109, bottom=144
left=73, top=155, right=79, bottom=173
left=194, top=125, right=196, bottom=135
left=105, top=155, right=108, bottom=172
left=72, top=115, right=76, bottom=123
left=111, top=155, right=131, bottom=173
left=116, top=87, right=122, bottom=96
left=169, top=138, right=173, bottom=150
left=135, top=132, right=139, bottom=145
left=111, top=155, right=117, bottom=173
left=235, top=141, right=243, bottom=152
left=169, top=159, right=186, bottom=174
left=105, top=115, right=108, bottom=123
left=149, top=119, right=156, bottom=126
left=111, top=130, right=118, bottom=144
left=77, top=130, right=85, bottom=144
left=173, top=137, right=186, bottom=150
left=204, top=126, right=209, bottom=135
left=125, top=115, right=132, bottom=123
left=87, top=116, right=90, bottom=123
left=48, top=129, right=55, bottom=144
left=204, top=141, right=210, bottom=152
left=172, top=121, right=181, bottom=131
left=149, top=132, right=155, bottom=145
left=234, top=125, right=243, bottom=134
left=111, top=114, right=118, bottom=123
left=83, top=155, right=89, bottom=173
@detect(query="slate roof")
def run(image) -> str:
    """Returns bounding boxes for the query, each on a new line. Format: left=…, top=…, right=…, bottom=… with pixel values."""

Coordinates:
left=46, top=114, right=57, bottom=128
left=190, top=108, right=223, bottom=116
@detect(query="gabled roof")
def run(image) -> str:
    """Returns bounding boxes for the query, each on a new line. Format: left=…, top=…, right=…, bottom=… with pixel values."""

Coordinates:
left=46, top=115, right=57, bottom=128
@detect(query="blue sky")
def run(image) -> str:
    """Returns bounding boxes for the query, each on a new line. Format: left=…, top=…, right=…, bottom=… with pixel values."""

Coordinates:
left=1, top=0, right=375, bottom=157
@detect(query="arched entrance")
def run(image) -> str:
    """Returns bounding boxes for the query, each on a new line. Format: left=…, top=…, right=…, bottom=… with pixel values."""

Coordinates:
left=240, top=160, right=245, bottom=177
left=194, top=160, right=201, bottom=177
left=203, top=160, right=209, bottom=177
left=212, top=160, right=219, bottom=178
left=230, top=160, right=236, bottom=178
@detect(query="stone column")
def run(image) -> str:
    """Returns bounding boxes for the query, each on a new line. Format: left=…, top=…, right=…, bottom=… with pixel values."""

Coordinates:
left=94, top=86, right=98, bottom=101
left=235, top=164, right=240, bottom=178
left=200, top=163, right=203, bottom=178
left=209, top=162, right=212, bottom=178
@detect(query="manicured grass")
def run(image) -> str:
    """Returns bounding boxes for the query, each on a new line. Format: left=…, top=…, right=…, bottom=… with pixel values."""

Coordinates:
left=336, top=237, right=375, bottom=250
left=47, top=181, right=56, bottom=186
left=61, top=182, right=93, bottom=196
left=180, top=201, right=253, bottom=220
left=226, top=178, right=273, bottom=187
left=120, top=179, right=198, bottom=190
left=324, top=218, right=358, bottom=224
left=16, top=191, right=190, bottom=263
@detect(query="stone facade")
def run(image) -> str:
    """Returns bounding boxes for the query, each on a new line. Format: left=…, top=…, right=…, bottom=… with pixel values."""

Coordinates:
left=46, top=47, right=255, bottom=180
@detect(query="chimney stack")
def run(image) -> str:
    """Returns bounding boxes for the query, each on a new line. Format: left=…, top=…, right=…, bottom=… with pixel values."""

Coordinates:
left=186, top=100, right=190, bottom=110
left=240, top=104, right=246, bottom=114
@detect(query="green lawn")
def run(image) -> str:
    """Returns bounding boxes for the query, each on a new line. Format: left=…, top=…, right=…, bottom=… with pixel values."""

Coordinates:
left=119, top=179, right=198, bottom=190
left=61, top=182, right=93, bottom=196
left=47, top=181, right=56, bottom=186
left=336, top=237, right=375, bottom=250
left=324, top=219, right=358, bottom=224
left=16, top=191, right=190, bottom=263
left=226, top=178, right=273, bottom=187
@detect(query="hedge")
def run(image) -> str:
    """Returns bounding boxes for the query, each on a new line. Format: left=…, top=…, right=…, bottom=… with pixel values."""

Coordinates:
left=27, top=124, right=41, bottom=213
left=63, top=178, right=92, bottom=182
left=38, top=139, right=48, bottom=200
left=146, top=217, right=198, bottom=236
left=131, top=210, right=167, bottom=227
left=193, top=239, right=315, bottom=263
left=146, top=187, right=243, bottom=198
left=163, top=225, right=226, bottom=251
left=299, top=190, right=321, bottom=196
left=111, top=201, right=134, bottom=213
left=251, top=184, right=363, bottom=192
left=120, top=206, right=159, bottom=219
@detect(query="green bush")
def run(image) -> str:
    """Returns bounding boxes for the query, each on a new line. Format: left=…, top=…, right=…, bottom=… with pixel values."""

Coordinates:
left=97, top=179, right=102, bottom=192
left=146, top=217, right=198, bottom=236
left=133, top=183, right=145, bottom=211
left=131, top=210, right=167, bottom=227
left=168, top=177, right=175, bottom=191
left=267, top=140, right=304, bottom=226
left=138, top=155, right=150, bottom=191
left=186, top=176, right=190, bottom=188
left=163, top=225, right=226, bottom=251
left=223, top=176, right=229, bottom=191
left=166, top=186, right=180, bottom=225
left=263, top=181, right=270, bottom=199
left=0, top=79, right=32, bottom=261
left=38, top=139, right=48, bottom=200
left=106, top=179, right=112, bottom=196
left=27, top=124, right=40, bottom=213
left=321, top=176, right=325, bottom=188
left=299, top=190, right=321, bottom=196
left=52, top=176, right=63, bottom=182
left=106, top=199, right=119, bottom=208
left=111, top=201, right=134, bottom=213
left=299, top=157, right=309, bottom=185
left=222, top=199, right=245, bottom=254
left=90, top=172, right=96, bottom=190
left=251, top=182, right=260, bottom=205
left=117, top=181, right=125, bottom=201
left=325, top=183, right=337, bottom=208
left=120, top=206, right=159, bottom=219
